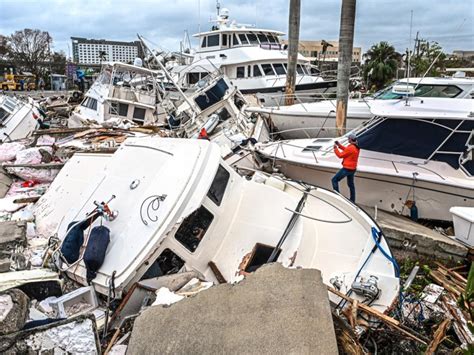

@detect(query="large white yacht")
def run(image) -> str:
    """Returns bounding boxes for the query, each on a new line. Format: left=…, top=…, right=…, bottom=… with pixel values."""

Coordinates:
left=35, top=137, right=399, bottom=312
left=249, top=76, right=474, bottom=138
left=171, top=8, right=336, bottom=101
left=255, top=98, right=474, bottom=221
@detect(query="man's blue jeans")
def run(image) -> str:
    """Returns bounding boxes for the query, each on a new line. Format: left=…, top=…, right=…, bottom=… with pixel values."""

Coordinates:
left=331, top=168, right=356, bottom=203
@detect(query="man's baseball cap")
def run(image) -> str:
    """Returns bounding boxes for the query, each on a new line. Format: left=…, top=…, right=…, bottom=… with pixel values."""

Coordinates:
left=348, top=134, right=357, bottom=142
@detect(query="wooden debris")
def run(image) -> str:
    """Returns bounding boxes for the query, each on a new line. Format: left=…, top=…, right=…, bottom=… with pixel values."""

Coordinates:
left=3, top=163, right=64, bottom=169
left=425, top=318, right=451, bottom=354
left=327, top=286, right=427, bottom=345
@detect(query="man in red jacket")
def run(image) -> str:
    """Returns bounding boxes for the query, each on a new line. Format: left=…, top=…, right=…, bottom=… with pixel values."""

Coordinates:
left=332, top=134, right=360, bottom=203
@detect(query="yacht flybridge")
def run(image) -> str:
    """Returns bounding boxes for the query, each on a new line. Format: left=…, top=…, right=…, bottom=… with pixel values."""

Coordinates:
left=255, top=98, right=474, bottom=221
left=171, top=8, right=336, bottom=102
left=35, top=137, right=399, bottom=313
left=249, top=76, right=474, bottom=138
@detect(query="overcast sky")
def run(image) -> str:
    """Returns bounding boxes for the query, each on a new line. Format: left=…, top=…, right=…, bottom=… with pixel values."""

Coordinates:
left=0, top=0, right=472, bottom=57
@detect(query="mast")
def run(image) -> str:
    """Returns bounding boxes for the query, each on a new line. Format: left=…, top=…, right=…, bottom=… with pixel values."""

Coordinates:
left=284, top=0, right=301, bottom=106
left=335, top=0, right=357, bottom=137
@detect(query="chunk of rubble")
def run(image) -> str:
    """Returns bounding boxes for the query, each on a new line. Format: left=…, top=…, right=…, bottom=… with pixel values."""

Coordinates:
left=128, top=263, right=338, bottom=354
left=0, top=289, right=29, bottom=335
left=0, top=314, right=100, bottom=354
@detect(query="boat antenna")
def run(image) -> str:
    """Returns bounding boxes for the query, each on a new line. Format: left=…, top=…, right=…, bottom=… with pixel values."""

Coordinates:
left=406, top=9, right=413, bottom=106
left=216, top=1, right=220, bottom=16
left=198, top=0, right=201, bottom=34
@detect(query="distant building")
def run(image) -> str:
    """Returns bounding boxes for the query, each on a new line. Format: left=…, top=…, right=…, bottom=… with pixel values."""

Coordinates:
left=282, top=40, right=362, bottom=63
left=452, top=50, right=474, bottom=60
left=71, top=37, right=143, bottom=65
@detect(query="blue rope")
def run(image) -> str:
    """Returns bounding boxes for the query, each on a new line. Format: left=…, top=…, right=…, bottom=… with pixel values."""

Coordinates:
left=371, top=227, right=400, bottom=277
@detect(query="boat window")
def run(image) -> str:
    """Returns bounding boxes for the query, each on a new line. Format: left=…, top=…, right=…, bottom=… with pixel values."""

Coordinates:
left=141, top=248, right=185, bottom=279
left=247, top=33, right=259, bottom=44
left=110, top=102, right=128, bottom=117
left=257, top=33, right=268, bottom=44
left=201, top=36, right=207, bottom=48
left=272, top=63, right=286, bottom=75
left=133, top=107, right=146, bottom=121
left=303, top=145, right=323, bottom=152
left=268, top=34, right=277, bottom=43
left=236, top=66, right=245, bottom=78
left=222, top=34, right=228, bottom=47
left=261, top=64, right=275, bottom=76
left=232, top=34, right=239, bottom=46
left=175, top=206, right=214, bottom=252
left=207, top=34, right=220, bottom=47
left=0, top=107, right=10, bottom=123
left=243, top=243, right=281, bottom=273
left=296, top=65, right=304, bottom=74
left=375, top=83, right=463, bottom=100
left=253, top=65, right=262, bottom=77
left=238, top=34, right=249, bottom=45
left=188, top=72, right=200, bottom=85
left=81, top=97, right=98, bottom=111
left=358, top=118, right=474, bottom=171
left=207, top=164, right=230, bottom=206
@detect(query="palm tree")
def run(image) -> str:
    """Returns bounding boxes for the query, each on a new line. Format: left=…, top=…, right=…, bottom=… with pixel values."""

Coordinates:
left=363, top=42, right=401, bottom=91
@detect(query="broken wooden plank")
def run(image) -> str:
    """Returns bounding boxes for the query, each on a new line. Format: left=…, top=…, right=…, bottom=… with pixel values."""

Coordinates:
left=426, top=318, right=451, bottom=354
left=3, top=163, right=64, bottom=169
left=208, top=261, right=227, bottom=284
left=327, top=286, right=427, bottom=345
left=13, top=196, right=41, bottom=204
left=429, top=270, right=462, bottom=297
left=435, top=262, right=468, bottom=285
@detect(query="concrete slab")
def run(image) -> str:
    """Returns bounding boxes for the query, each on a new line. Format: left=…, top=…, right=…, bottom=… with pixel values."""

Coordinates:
left=0, top=221, right=27, bottom=260
left=0, top=168, right=12, bottom=198
left=363, top=206, right=468, bottom=262
left=127, top=263, right=338, bottom=355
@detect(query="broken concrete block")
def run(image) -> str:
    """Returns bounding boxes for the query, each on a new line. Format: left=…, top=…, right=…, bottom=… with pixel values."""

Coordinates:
left=0, top=167, right=12, bottom=198
left=0, top=314, right=100, bottom=354
left=0, top=289, right=29, bottom=336
left=0, top=221, right=27, bottom=260
left=128, top=263, right=338, bottom=355
left=0, top=259, right=10, bottom=273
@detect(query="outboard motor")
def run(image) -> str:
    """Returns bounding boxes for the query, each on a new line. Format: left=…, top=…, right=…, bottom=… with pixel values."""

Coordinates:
left=351, top=275, right=380, bottom=300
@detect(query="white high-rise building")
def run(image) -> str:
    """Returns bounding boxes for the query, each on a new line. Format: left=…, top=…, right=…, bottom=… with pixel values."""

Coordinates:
left=71, top=37, right=142, bottom=65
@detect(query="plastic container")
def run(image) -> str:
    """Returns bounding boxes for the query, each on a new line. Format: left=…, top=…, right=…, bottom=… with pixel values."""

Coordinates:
left=50, top=286, right=98, bottom=318
left=450, top=207, right=474, bottom=247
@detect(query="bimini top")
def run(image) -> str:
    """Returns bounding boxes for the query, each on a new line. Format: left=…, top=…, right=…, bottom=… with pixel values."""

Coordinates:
left=369, top=97, right=474, bottom=119
left=56, top=137, right=221, bottom=292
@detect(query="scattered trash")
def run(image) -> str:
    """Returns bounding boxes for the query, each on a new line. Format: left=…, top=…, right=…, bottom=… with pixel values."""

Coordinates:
left=49, top=286, right=98, bottom=318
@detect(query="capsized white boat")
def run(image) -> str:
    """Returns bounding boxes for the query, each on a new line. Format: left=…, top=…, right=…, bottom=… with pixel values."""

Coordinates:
left=0, top=95, right=40, bottom=142
left=35, top=137, right=399, bottom=312
left=248, top=76, right=474, bottom=138
left=255, top=98, right=474, bottom=221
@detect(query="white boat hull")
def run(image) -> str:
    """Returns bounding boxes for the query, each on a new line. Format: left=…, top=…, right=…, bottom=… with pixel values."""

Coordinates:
left=270, top=158, right=474, bottom=221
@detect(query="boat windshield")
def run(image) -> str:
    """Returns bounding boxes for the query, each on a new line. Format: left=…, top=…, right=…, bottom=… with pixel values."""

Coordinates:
left=356, top=117, right=474, bottom=175
left=0, top=107, right=10, bottom=123
left=374, top=82, right=463, bottom=100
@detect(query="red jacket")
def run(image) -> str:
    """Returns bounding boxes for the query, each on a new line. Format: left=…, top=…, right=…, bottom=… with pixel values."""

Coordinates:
left=334, top=143, right=360, bottom=170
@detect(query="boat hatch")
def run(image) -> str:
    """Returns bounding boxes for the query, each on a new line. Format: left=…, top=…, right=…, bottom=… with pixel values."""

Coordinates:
left=303, top=145, right=323, bottom=152
left=244, top=243, right=281, bottom=273
left=141, top=249, right=185, bottom=280
left=175, top=206, right=214, bottom=252
left=312, top=138, right=333, bottom=143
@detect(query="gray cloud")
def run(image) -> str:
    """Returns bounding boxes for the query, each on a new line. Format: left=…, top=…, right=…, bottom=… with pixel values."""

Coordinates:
left=0, top=0, right=472, bottom=57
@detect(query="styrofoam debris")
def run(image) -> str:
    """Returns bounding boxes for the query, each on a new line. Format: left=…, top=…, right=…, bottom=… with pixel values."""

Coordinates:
left=38, top=296, right=58, bottom=315
left=36, top=135, right=56, bottom=146
left=7, top=168, right=60, bottom=183
left=0, top=294, right=14, bottom=322
left=109, top=344, right=127, bottom=355
left=11, top=205, right=35, bottom=222
left=28, top=307, right=48, bottom=321
left=49, top=286, right=98, bottom=318
left=176, top=278, right=213, bottom=295
left=421, top=283, right=444, bottom=304
left=151, top=287, right=185, bottom=306
left=26, top=222, right=36, bottom=238
left=0, top=195, right=28, bottom=212
left=0, top=142, right=25, bottom=162
left=15, top=147, right=52, bottom=165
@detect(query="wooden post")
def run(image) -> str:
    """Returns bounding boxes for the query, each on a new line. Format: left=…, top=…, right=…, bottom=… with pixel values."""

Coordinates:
left=285, top=0, right=301, bottom=106
left=335, top=0, right=357, bottom=136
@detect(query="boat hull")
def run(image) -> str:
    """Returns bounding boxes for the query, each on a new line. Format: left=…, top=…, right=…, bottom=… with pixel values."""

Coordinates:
left=270, top=157, right=474, bottom=221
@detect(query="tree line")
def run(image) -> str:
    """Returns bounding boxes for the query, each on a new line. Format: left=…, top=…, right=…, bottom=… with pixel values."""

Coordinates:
left=362, top=39, right=471, bottom=92
left=0, top=29, right=66, bottom=83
